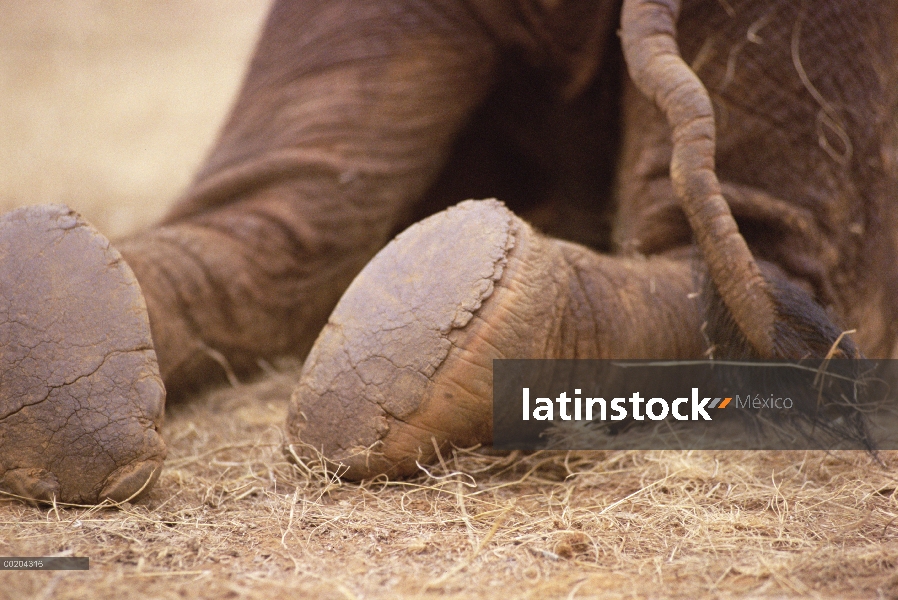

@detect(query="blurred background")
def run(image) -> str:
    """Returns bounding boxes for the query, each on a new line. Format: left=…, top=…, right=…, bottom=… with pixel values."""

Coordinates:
left=0, top=1, right=271, bottom=238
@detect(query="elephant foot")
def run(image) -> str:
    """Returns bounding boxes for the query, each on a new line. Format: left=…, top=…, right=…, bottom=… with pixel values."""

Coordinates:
left=287, top=200, right=704, bottom=479
left=0, top=205, right=166, bottom=504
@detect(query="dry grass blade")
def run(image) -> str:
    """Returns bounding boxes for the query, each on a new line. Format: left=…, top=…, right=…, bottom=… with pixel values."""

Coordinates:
left=422, top=499, right=516, bottom=590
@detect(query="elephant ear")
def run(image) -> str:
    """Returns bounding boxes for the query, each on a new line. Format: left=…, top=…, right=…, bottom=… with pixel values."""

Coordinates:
left=619, top=0, right=856, bottom=360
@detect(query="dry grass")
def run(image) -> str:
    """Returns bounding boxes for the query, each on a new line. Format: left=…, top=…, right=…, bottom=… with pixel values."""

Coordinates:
left=4, top=366, right=898, bottom=599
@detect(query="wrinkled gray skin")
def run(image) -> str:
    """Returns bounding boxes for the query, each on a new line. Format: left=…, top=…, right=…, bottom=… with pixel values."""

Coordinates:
left=2, top=0, right=897, bottom=502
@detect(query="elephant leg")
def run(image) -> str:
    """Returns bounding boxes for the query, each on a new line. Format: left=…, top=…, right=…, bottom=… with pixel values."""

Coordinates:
left=114, top=0, right=501, bottom=395
left=0, top=0, right=501, bottom=503
left=288, top=199, right=705, bottom=478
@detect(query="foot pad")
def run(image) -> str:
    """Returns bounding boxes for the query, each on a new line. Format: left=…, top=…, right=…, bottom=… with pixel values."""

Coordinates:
left=288, top=199, right=542, bottom=478
left=0, top=205, right=165, bottom=504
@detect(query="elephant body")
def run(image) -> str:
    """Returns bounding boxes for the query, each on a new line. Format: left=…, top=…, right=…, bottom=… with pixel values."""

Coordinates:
left=125, top=0, right=898, bottom=381
left=2, top=0, right=897, bottom=501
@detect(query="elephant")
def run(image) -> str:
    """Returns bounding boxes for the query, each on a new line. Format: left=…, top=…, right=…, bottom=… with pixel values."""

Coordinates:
left=1, top=0, right=896, bottom=504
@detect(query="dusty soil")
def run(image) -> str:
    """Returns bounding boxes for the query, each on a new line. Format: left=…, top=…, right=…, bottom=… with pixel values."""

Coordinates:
left=5, top=369, right=898, bottom=599
left=3, top=2, right=898, bottom=599
left=0, top=1, right=268, bottom=237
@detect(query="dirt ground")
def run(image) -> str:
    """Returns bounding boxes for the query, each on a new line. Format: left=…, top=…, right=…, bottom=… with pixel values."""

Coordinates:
left=0, top=1, right=269, bottom=237
left=4, top=3, right=898, bottom=599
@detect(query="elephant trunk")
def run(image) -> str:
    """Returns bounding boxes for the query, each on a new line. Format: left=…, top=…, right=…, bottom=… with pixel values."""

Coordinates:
left=619, top=0, right=861, bottom=359
left=620, top=0, right=778, bottom=357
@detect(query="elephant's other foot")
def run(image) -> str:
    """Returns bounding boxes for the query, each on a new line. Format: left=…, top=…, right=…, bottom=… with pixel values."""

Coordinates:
left=287, top=200, right=703, bottom=479
left=0, top=205, right=166, bottom=504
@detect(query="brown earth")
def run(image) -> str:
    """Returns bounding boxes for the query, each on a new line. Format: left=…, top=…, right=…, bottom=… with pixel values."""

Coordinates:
left=3, top=3, right=898, bottom=599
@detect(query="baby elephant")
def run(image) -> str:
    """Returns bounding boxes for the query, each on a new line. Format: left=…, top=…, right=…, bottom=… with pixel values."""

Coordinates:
left=1, top=0, right=896, bottom=503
